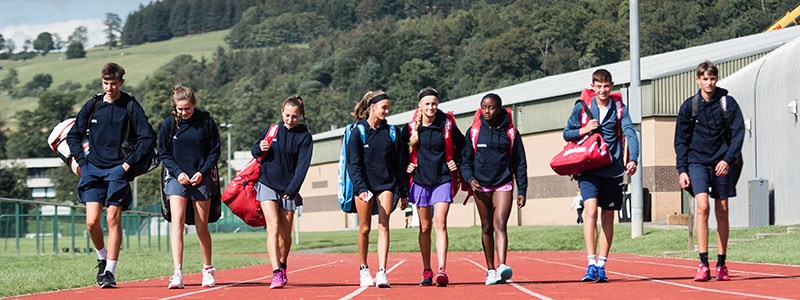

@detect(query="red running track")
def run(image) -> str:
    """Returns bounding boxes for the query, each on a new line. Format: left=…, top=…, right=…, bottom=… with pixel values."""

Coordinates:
left=8, top=251, right=800, bottom=300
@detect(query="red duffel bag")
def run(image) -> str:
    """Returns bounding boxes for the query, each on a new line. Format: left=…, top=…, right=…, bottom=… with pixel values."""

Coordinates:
left=550, top=89, right=625, bottom=176
left=221, top=125, right=278, bottom=227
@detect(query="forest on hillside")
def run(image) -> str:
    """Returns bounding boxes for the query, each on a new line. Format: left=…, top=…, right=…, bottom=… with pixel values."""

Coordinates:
left=1, top=0, right=798, bottom=204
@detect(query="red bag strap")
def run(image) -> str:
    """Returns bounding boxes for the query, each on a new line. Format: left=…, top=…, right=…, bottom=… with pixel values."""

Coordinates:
left=443, top=111, right=455, bottom=161
left=257, top=125, right=279, bottom=162
left=470, top=108, right=515, bottom=155
left=579, top=88, right=628, bottom=164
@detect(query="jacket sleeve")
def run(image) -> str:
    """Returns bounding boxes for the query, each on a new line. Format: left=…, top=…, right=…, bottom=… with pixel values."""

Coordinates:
left=724, top=97, right=745, bottom=164
left=157, top=118, right=184, bottom=177
left=396, top=126, right=409, bottom=198
left=251, top=126, right=269, bottom=159
left=66, top=99, right=93, bottom=166
left=199, top=116, right=222, bottom=175
left=621, top=105, right=640, bottom=163
left=284, top=133, right=313, bottom=198
left=674, top=100, right=693, bottom=174
left=124, top=100, right=155, bottom=166
left=511, top=129, right=528, bottom=197
left=563, top=103, right=584, bottom=141
left=460, top=128, right=476, bottom=184
left=346, top=127, right=368, bottom=196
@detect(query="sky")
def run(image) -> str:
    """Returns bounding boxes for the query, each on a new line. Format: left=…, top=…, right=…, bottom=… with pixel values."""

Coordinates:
left=0, top=0, right=152, bottom=49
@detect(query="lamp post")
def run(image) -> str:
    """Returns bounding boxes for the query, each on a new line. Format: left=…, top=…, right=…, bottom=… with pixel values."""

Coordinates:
left=220, top=123, right=233, bottom=186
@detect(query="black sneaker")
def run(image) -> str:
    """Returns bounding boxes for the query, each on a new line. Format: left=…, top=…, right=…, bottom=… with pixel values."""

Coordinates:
left=99, top=271, right=116, bottom=288
left=95, top=259, right=107, bottom=286
left=420, top=269, right=434, bottom=286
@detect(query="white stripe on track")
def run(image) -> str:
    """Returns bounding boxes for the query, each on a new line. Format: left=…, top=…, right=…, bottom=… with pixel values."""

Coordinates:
left=621, top=259, right=799, bottom=278
left=464, top=258, right=554, bottom=300
left=339, top=259, right=406, bottom=300
left=158, top=260, right=339, bottom=300
left=528, top=258, right=794, bottom=300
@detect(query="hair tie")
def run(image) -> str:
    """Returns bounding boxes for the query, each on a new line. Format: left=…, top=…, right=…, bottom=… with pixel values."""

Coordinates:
left=418, top=90, right=439, bottom=101
left=368, top=93, right=389, bottom=104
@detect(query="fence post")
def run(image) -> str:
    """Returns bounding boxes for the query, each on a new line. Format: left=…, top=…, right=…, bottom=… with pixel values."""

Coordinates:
left=36, top=205, right=41, bottom=255
left=53, top=205, right=59, bottom=255
left=71, top=208, right=76, bottom=257
left=15, top=202, right=20, bottom=256
left=157, top=217, right=161, bottom=251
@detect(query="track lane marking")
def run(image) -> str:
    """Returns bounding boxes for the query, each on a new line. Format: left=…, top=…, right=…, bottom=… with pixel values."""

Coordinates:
left=464, top=258, right=555, bottom=300
left=339, top=259, right=406, bottom=300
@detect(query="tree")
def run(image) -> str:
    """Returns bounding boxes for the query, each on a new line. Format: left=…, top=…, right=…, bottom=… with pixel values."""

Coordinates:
left=4, top=91, right=76, bottom=158
left=104, top=13, right=123, bottom=49
left=24, top=74, right=53, bottom=91
left=0, top=68, right=19, bottom=91
left=47, top=167, right=79, bottom=202
left=22, top=39, right=31, bottom=52
left=0, top=33, right=5, bottom=52
left=32, top=32, right=55, bottom=55
left=68, top=26, right=89, bottom=45
left=65, top=41, right=86, bottom=59
left=52, top=33, right=64, bottom=51
left=5, top=39, right=15, bottom=54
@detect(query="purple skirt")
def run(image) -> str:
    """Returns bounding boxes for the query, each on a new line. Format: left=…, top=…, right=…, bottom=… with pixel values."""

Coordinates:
left=409, top=182, right=453, bottom=207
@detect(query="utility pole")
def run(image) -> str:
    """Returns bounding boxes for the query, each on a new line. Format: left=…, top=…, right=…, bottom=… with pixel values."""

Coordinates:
left=630, top=0, right=644, bottom=238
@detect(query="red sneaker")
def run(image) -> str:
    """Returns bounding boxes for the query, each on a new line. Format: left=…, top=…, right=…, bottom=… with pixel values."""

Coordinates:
left=715, top=266, right=730, bottom=281
left=435, top=269, right=449, bottom=287
left=693, top=264, right=711, bottom=281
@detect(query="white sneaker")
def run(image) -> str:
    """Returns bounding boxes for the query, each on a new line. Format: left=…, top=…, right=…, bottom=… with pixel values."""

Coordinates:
left=497, top=264, right=513, bottom=282
left=485, top=269, right=500, bottom=285
left=168, top=270, right=184, bottom=289
left=359, top=267, right=374, bottom=287
left=375, top=269, right=390, bottom=288
left=202, top=267, right=216, bottom=287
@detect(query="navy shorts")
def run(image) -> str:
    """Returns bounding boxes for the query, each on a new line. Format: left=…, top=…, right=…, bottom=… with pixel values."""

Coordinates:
left=578, top=174, right=624, bottom=211
left=163, top=175, right=212, bottom=201
left=77, top=163, right=131, bottom=210
left=687, top=163, right=737, bottom=199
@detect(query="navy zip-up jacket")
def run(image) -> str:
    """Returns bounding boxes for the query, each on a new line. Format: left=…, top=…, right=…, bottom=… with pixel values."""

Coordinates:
left=346, top=118, right=408, bottom=198
left=66, top=92, right=154, bottom=169
left=251, top=122, right=313, bottom=199
left=563, top=96, right=640, bottom=178
left=461, top=109, right=528, bottom=197
left=402, top=110, right=466, bottom=187
left=674, top=88, right=745, bottom=174
left=157, top=109, right=221, bottom=177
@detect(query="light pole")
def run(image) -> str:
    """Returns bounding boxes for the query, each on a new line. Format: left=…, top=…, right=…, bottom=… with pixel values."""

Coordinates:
left=220, top=123, right=233, bottom=186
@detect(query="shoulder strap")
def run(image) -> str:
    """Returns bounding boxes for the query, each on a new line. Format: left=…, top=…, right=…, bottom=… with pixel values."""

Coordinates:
left=83, top=93, right=103, bottom=134
left=691, top=97, right=699, bottom=121
left=257, top=124, right=279, bottom=162
left=122, top=95, right=137, bottom=143
left=721, top=96, right=732, bottom=142
left=356, top=123, right=366, bottom=144
left=504, top=108, right=516, bottom=155
left=388, top=125, right=397, bottom=142
left=469, top=109, right=482, bottom=154
left=443, top=112, right=455, bottom=161
left=167, top=117, right=177, bottom=153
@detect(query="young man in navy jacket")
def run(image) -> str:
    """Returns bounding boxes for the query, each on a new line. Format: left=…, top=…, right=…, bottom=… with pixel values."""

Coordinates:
left=674, top=61, right=745, bottom=282
left=66, top=63, right=154, bottom=288
left=563, top=69, right=639, bottom=283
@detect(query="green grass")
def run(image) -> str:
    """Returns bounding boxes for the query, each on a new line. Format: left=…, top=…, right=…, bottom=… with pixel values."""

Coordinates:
left=0, top=30, right=229, bottom=126
left=1, top=224, right=798, bottom=297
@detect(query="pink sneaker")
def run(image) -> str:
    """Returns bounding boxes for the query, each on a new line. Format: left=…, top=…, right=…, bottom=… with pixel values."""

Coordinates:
left=269, top=269, right=287, bottom=289
left=715, top=266, right=730, bottom=281
left=434, top=269, right=449, bottom=287
left=693, top=264, right=711, bottom=282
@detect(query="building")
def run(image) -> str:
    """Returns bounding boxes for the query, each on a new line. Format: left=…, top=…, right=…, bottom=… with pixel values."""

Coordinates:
left=0, top=157, right=62, bottom=199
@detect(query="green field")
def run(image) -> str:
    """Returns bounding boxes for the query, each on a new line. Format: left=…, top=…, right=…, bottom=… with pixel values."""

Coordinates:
left=1, top=224, right=798, bottom=297
left=0, top=30, right=229, bottom=125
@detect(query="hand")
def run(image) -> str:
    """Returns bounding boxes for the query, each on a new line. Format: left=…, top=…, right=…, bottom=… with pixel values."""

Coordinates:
left=406, top=163, right=417, bottom=174
left=470, top=180, right=482, bottom=191
left=358, top=191, right=371, bottom=202
left=400, top=197, right=409, bottom=210
left=259, top=140, right=271, bottom=151
left=190, top=172, right=203, bottom=186
left=715, top=160, right=729, bottom=177
left=446, top=160, right=457, bottom=172
left=517, top=195, right=527, bottom=208
left=625, top=161, right=637, bottom=176
left=121, top=162, right=130, bottom=172
left=178, top=172, right=192, bottom=185
left=282, top=194, right=292, bottom=201
left=579, top=120, right=600, bottom=136
left=678, top=172, right=690, bottom=190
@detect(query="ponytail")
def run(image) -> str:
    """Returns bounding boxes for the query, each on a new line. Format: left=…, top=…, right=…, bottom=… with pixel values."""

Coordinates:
left=351, top=90, right=387, bottom=122
left=408, top=107, right=423, bottom=153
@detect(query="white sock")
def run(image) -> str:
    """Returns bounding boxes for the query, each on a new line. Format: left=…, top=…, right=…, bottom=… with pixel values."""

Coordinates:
left=105, top=260, right=118, bottom=275
left=175, top=264, right=182, bottom=273
left=587, top=255, right=597, bottom=266
left=203, top=264, right=213, bottom=270
left=597, top=256, right=608, bottom=267
left=96, top=248, right=107, bottom=260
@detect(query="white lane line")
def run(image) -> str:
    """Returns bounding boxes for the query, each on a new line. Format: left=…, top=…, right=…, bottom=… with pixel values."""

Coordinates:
left=339, top=259, right=406, bottom=300
left=464, top=258, right=555, bottom=300
left=159, top=261, right=339, bottom=300
left=528, top=258, right=794, bottom=300
left=620, top=259, right=799, bottom=278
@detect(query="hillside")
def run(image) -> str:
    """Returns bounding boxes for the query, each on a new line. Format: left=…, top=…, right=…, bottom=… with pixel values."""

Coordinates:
left=0, top=30, right=229, bottom=124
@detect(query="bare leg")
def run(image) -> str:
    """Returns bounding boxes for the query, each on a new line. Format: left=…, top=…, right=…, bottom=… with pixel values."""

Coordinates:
left=714, top=198, right=729, bottom=255
left=192, top=199, right=212, bottom=266
left=582, top=198, right=599, bottom=257
left=375, top=191, right=394, bottom=270
left=473, top=191, right=495, bottom=269
left=85, top=202, right=105, bottom=250
left=433, top=201, right=450, bottom=271
left=105, top=205, right=122, bottom=260
left=417, top=206, right=433, bottom=270
left=169, top=196, right=188, bottom=269
left=492, top=191, right=513, bottom=265
left=354, top=194, right=375, bottom=266
left=278, top=209, right=296, bottom=266
left=694, top=193, right=710, bottom=254
left=260, top=201, right=281, bottom=271
left=597, top=209, right=615, bottom=258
